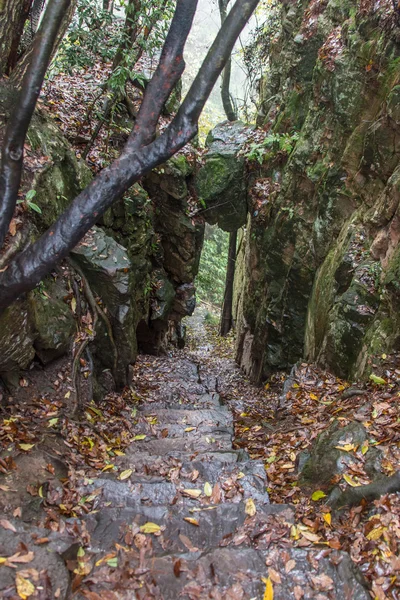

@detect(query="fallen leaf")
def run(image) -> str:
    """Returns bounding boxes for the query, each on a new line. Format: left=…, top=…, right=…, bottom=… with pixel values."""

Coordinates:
left=369, top=374, right=386, bottom=385
left=183, top=517, right=199, bottom=526
left=179, top=534, right=198, bottom=552
left=245, top=498, right=256, bottom=516
left=285, top=559, right=296, bottom=573
left=323, top=513, right=331, bottom=526
left=19, top=444, right=34, bottom=452
left=204, top=482, right=212, bottom=497
left=15, top=572, right=35, bottom=599
left=118, top=469, right=132, bottom=481
left=262, top=576, right=274, bottom=600
left=183, top=489, right=202, bottom=498
left=311, top=490, right=326, bottom=501
left=139, top=522, right=161, bottom=534
left=0, top=519, right=17, bottom=532
left=268, top=568, right=281, bottom=584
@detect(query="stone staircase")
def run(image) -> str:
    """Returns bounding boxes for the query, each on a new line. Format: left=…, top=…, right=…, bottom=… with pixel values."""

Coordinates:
left=0, top=357, right=370, bottom=599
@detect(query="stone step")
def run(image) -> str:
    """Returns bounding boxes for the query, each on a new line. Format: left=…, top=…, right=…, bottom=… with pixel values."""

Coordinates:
left=122, top=431, right=232, bottom=455
left=114, top=546, right=369, bottom=600
left=118, top=448, right=250, bottom=473
left=137, top=407, right=232, bottom=427
left=138, top=391, right=222, bottom=410
left=85, top=502, right=293, bottom=556
left=79, top=457, right=269, bottom=508
left=132, top=420, right=233, bottom=439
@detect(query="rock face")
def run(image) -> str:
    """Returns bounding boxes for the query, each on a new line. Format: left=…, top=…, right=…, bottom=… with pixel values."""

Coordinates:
left=0, top=100, right=204, bottom=389
left=196, top=121, right=251, bottom=232
left=233, top=0, right=400, bottom=381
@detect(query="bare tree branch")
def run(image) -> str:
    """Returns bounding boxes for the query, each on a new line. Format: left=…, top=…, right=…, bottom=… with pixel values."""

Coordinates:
left=0, top=0, right=72, bottom=249
left=0, top=0, right=259, bottom=312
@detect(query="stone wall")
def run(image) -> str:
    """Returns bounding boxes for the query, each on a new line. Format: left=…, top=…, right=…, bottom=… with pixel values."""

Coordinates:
left=234, top=0, right=400, bottom=381
left=0, top=100, right=204, bottom=391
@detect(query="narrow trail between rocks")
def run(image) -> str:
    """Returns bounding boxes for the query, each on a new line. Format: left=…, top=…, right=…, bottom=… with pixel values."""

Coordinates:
left=0, top=309, right=393, bottom=599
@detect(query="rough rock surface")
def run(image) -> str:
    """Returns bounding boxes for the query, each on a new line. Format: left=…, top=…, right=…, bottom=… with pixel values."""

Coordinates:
left=196, top=121, right=251, bottom=232
left=232, top=0, right=400, bottom=381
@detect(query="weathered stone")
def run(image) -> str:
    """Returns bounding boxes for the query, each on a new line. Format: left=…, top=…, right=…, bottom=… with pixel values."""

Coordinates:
left=0, top=300, right=35, bottom=374
left=71, top=226, right=136, bottom=388
left=299, top=421, right=367, bottom=486
left=28, top=278, right=75, bottom=364
left=196, top=121, right=251, bottom=232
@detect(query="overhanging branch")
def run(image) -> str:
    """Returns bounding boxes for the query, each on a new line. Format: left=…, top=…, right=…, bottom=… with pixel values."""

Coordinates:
left=0, top=0, right=259, bottom=311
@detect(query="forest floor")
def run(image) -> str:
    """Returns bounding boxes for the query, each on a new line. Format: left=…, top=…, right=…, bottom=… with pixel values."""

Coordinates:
left=0, top=308, right=399, bottom=599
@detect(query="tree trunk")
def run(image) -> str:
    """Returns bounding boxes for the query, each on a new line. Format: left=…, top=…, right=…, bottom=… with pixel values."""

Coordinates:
left=0, top=0, right=32, bottom=77
left=218, top=0, right=238, bottom=121
left=9, top=0, right=76, bottom=86
left=220, top=230, right=237, bottom=336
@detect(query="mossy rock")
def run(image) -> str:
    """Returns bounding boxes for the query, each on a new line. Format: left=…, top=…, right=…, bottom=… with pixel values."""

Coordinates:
left=299, top=421, right=367, bottom=486
left=0, top=300, right=35, bottom=373
left=28, top=278, right=76, bottom=364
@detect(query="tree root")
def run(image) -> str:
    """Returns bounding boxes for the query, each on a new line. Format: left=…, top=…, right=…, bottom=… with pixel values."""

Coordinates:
left=329, top=471, right=400, bottom=510
left=69, top=260, right=118, bottom=416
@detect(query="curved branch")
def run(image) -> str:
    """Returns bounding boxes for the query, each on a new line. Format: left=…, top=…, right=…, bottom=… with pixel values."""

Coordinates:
left=0, top=0, right=72, bottom=249
left=0, top=0, right=259, bottom=312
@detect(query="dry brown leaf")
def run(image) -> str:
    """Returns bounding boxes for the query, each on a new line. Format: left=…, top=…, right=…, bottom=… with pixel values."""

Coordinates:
left=179, top=534, right=198, bottom=552
left=0, top=519, right=17, bottom=533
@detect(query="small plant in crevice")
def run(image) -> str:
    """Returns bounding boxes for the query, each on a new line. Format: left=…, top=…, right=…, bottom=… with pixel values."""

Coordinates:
left=17, top=189, right=42, bottom=214
left=245, top=131, right=299, bottom=164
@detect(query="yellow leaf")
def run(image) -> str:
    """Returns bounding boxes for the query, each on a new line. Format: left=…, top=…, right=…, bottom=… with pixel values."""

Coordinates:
left=139, top=522, right=161, bottom=534
left=292, top=383, right=300, bottom=388
left=262, top=576, right=274, bottom=600
left=183, top=517, right=199, bottom=526
left=114, top=450, right=125, bottom=456
left=361, top=441, right=369, bottom=455
left=366, top=526, right=384, bottom=541
left=132, top=434, right=146, bottom=441
left=118, top=469, right=132, bottom=480
left=264, top=383, right=270, bottom=390
left=334, top=444, right=356, bottom=452
left=310, top=393, right=318, bottom=400
left=343, top=474, right=361, bottom=487
left=311, top=490, right=326, bottom=501
left=64, top=391, right=71, bottom=399
left=245, top=498, right=256, bottom=516
left=204, top=482, right=212, bottom=497
left=237, top=472, right=245, bottom=479
left=19, top=444, right=34, bottom=452
left=15, top=573, right=35, bottom=599
left=0, top=557, right=7, bottom=564
left=183, top=489, right=202, bottom=498
left=102, top=464, right=115, bottom=471
left=184, top=427, right=196, bottom=432
left=323, top=513, right=332, bottom=526
left=71, top=297, right=77, bottom=314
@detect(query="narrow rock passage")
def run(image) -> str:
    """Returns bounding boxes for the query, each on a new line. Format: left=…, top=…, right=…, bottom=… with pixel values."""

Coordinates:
left=0, top=311, right=371, bottom=599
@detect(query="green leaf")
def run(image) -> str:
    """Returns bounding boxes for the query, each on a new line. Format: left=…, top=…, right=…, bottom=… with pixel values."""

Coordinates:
left=369, top=373, right=386, bottom=385
left=106, top=557, right=118, bottom=567
left=311, top=490, right=327, bottom=501
left=25, top=189, right=37, bottom=201
left=27, top=201, right=42, bottom=214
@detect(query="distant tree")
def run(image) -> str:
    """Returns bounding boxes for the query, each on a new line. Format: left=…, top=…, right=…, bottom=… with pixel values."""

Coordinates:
left=0, top=0, right=259, bottom=312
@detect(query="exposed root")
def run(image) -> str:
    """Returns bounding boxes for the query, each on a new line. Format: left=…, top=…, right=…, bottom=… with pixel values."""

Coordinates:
left=330, top=471, right=400, bottom=510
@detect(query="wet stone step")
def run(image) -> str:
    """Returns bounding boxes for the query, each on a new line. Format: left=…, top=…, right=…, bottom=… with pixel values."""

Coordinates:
left=117, top=448, right=251, bottom=472
left=137, top=407, right=232, bottom=427
left=85, top=503, right=293, bottom=556
left=130, top=546, right=371, bottom=600
left=79, top=457, right=269, bottom=508
left=121, top=432, right=233, bottom=455
left=138, top=392, right=222, bottom=410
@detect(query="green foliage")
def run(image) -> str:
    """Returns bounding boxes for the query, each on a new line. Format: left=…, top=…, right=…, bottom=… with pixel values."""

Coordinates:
left=245, top=131, right=299, bottom=164
left=55, top=0, right=174, bottom=74
left=196, top=225, right=228, bottom=307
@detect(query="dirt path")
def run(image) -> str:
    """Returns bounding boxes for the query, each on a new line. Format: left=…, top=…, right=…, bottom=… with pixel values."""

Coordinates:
left=0, top=309, right=393, bottom=598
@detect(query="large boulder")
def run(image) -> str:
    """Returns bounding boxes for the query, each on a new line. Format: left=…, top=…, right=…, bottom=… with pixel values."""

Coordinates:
left=71, top=226, right=137, bottom=388
left=196, top=121, right=251, bottom=232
